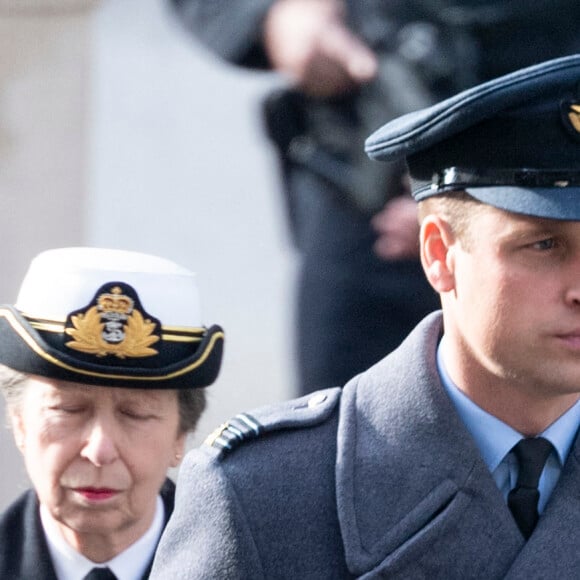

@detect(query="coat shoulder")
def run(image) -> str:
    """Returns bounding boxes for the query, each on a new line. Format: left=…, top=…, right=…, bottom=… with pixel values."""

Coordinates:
left=203, top=387, right=342, bottom=459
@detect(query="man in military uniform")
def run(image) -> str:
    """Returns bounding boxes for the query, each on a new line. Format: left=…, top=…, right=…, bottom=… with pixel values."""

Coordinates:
left=169, top=0, right=580, bottom=395
left=151, top=55, right=580, bottom=578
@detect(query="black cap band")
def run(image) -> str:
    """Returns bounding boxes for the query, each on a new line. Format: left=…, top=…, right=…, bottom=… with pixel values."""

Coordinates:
left=433, top=167, right=580, bottom=192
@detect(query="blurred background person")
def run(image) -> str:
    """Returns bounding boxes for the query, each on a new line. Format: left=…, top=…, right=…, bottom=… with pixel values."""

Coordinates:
left=167, top=0, right=580, bottom=395
left=0, top=247, right=224, bottom=580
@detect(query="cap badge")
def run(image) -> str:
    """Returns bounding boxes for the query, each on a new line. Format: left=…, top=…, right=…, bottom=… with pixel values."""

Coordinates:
left=561, top=101, right=580, bottom=139
left=64, top=283, right=161, bottom=358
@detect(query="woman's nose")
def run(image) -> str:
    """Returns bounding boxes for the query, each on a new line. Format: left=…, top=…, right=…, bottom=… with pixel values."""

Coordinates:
left=80, top=420, right=119, bottom=466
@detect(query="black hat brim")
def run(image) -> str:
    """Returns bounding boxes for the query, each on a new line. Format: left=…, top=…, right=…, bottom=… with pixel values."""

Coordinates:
left=0, top=306, right=224, bottom=389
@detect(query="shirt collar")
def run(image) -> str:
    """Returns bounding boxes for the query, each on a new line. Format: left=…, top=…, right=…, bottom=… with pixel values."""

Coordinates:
left=437, top=337, right=580, bottom=472
left=41, top=494, right=165, bottom=580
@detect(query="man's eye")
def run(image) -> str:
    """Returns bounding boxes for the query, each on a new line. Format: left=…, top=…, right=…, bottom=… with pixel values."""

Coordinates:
left=531, top=238, right=556, bottom=250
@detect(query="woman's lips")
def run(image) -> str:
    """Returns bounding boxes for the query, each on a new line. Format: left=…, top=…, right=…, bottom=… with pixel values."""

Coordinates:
left=73, top=487, right=119, bottom=501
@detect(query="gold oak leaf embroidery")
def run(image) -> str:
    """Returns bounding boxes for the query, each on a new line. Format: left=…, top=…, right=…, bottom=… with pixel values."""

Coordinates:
left=65, top=306, right=160, bottom=358
left=120, top=309, right=160, bottom=358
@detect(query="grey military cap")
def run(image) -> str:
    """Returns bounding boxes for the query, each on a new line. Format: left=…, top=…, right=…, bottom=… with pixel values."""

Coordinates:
left=366, top=54, right=580, bottom=219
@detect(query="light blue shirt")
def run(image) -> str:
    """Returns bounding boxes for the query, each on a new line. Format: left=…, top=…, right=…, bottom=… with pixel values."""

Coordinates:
left=437, top=340, right=580, bottom=513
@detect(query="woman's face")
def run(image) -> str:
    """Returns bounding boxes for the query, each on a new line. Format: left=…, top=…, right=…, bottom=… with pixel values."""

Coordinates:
left=11, top=376, right=186, bottom=555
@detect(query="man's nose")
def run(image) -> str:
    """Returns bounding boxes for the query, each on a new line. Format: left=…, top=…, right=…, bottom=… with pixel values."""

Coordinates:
left=565, top=261, right=580, bottom=307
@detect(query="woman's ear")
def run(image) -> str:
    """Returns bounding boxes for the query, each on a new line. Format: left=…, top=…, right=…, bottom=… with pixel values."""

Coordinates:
left=170, top=432, right=188, bottom=468
left=420, top=215, right=457, bottom=293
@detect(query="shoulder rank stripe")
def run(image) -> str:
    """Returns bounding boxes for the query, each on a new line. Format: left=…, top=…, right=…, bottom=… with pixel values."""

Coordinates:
left=205, top=412, right=262, bottom=452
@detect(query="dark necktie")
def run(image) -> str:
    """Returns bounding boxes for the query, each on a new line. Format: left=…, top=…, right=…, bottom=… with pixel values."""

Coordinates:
left=507, top=437, right=553, bottom=539
left=82, top=567, right=118, bottom=580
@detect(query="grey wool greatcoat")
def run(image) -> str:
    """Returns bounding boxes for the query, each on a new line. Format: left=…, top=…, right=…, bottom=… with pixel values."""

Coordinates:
left=151, top=312, right=580, bottom=579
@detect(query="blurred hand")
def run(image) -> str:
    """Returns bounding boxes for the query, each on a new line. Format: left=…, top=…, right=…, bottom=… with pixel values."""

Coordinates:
left=263, top=0, right=378, bottom=98
left=371, top=196, right=421, bottom=260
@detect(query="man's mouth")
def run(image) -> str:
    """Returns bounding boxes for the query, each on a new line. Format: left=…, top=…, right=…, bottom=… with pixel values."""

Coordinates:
left=555, top=332, right=580, bottom=348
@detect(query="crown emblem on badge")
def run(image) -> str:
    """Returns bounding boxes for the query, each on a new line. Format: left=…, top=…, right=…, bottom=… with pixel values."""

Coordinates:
left=97, top=286, right=134, bottom=315
left=64, top=283, right=161, bottom=359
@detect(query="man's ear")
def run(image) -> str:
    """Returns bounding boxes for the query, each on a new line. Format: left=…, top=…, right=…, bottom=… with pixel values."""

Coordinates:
left=420, top=215, right=457, bottom=293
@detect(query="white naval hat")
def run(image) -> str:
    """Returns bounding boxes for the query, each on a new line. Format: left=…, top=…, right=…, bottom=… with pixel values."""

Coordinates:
left=0, top=247, right=224, bottom=389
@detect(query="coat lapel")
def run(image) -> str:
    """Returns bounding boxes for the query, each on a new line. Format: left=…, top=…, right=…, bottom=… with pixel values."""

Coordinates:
left=141, top=478, right=176, bottom=579
left=22, top=492, right=59, bottom=580
left=336, top=313, right=525, bottom=578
